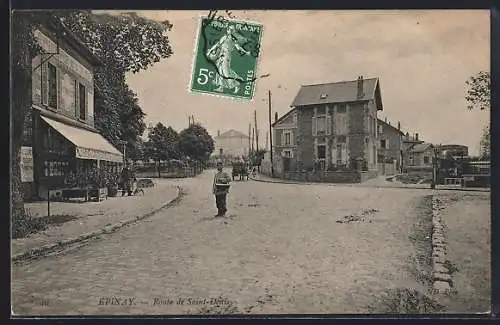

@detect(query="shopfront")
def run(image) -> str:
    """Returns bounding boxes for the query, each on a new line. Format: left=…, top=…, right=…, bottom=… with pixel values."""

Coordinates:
left=33, top=113, right=123, bottom=199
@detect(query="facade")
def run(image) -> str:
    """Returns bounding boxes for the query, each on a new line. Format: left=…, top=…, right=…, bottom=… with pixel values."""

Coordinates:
left=213, top=129, right=250, bottom=159
left=21, top=19, right=123, bottom=200
left=273, top=76, right=383, bottom=173
left=404, top=142, right=435, bottom=172
left=377, top=118, right=404, bottom=174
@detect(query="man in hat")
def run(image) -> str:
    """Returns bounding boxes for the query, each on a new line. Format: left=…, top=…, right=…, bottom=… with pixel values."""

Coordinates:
left=212, top=160, right=231, bottom=217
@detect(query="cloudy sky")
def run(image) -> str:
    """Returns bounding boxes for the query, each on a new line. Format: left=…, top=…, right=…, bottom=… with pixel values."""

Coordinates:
left=119, top=10, right=489, bottom=156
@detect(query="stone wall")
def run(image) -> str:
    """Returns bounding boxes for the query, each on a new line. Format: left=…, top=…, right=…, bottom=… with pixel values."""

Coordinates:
left=282, top=170, right=364, bottom=183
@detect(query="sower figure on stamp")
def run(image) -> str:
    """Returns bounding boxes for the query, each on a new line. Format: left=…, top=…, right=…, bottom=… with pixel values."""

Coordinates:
left=213, top=160, right=231, bottom=217
left=207, top=25, right=251, bottom=94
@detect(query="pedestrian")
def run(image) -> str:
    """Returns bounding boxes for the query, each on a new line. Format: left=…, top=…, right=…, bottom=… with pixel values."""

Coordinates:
left=127, top=165, right=136, bottom=196
left=120, top=165, right=130, bottom=196
left=212, top=160, right=231, bottom=217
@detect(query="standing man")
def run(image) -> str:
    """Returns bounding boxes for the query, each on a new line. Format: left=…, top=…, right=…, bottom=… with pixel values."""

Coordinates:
left=213, top=160, right=231, bottom=217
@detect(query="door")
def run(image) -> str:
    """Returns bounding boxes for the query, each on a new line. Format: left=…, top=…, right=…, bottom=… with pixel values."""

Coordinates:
left=283, top=157, right=291, bottom=172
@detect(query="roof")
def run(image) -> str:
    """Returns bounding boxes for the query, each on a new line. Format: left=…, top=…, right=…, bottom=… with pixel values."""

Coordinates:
left=272, top=108, right=296, bottom=127
left=409, top=143, right=434, bottom=153
left=291, top=77, right=383, bottom=109
left=43, top=17, right=104, bottom=67
left=377, top=118, right=405, bottom=135
left=216, top=129, right=249, bottom=139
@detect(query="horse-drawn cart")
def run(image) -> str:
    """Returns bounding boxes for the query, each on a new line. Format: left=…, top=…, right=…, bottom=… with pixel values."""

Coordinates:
left=232, top=161, right=249, bottom=181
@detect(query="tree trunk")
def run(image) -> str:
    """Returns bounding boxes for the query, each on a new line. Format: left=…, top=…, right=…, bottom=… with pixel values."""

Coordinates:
left=11, top=16, right=35, bottom=228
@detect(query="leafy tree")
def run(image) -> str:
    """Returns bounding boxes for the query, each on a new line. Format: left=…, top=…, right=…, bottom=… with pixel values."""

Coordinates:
left=56, top=10, right=173, bottom=150
left=178, top=123, right=215, bottom=163
left=251, top=149, right=267, bottom=166
left=145, top=123, right=180, bottom=163
left=465, top=71, right=490, bottom=159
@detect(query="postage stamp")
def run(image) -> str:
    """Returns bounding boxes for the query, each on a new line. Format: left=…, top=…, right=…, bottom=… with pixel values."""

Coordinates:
left=189, top=16, right=263, bottom=100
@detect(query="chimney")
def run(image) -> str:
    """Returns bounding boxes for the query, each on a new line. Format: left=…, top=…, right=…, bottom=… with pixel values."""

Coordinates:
left=415, top=133, right=419, bottom=141
left=357, top=75, right=364, bottom=99
left=397, top=121, right=401, bottom=130
left=274, top=112, right=278, bottom=123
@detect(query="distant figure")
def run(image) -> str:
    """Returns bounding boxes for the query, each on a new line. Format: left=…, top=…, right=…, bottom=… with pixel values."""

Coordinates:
left=120, top=166, right=130, bottom=196
left=212, top=160, right=231, bottom=217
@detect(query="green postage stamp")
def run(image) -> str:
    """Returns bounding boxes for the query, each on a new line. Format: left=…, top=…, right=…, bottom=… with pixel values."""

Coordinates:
left=189, top=16, right=263, bottom=100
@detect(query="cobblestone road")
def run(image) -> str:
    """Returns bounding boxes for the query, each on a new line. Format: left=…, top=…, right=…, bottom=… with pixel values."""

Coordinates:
left=12, top=170, right=437, bottom=315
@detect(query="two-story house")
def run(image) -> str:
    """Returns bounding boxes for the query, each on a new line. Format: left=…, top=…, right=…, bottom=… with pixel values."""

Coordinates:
left=212, top=129, right=250, bottom=159
left=274, top=76, right=383, bottom=173
left=21, top=19, right=123, bottom=200
left=376, top=118, right=405, bottom=175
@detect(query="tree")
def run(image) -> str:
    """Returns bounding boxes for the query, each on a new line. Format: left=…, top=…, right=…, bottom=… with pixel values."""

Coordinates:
left=465, top=71, right=490, bottom=159
left=11, top=11, right=49, bottom=236
left=56, top=10, right=173, bottom=150
left=178, top=123, right=215, bottom=163
left=145, top=123, right=180, bottom=163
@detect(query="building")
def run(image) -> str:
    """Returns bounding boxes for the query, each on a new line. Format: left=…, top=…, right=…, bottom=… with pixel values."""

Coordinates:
left=435, top=144, right=468, bottom=159
left=213, top=129, right=250, bottom=159
left=273, top=76, right=383, bottom=174
left=404, top=142, right=435, bottom=172
left=21, top=18, right=123, bottom=200
left=376, top=118, right=405, bottom=175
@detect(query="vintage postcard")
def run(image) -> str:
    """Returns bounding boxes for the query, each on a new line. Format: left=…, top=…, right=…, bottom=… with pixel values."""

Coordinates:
left=10, top=9, right=491, bottom=316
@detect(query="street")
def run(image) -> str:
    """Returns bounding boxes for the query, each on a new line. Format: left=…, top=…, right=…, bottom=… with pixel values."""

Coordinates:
left=11, top=170, right=488, bottom=315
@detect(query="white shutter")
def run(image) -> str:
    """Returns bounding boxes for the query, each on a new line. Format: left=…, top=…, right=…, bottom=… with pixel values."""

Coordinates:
left=326, top=115, right=332, bottom=135
left=342, top=144, right=347, bottom=165
left=41, top=61, right=48, bottom=105
left=386, top=138, right=390, bottom=149
left=312, top=117, right=317, bottom=136
left=290, top=130, right=294, bottom=146
left=281, top=131, right=285, bottom=146
left=313, top=138, right=318, bottom=160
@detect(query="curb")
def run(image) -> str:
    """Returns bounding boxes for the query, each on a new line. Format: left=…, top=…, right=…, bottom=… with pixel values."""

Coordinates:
left=430, top=195, right=456, bottom=296
left=250, top=176, right=489, bottom=192
left=12, top=185, right=183, bottom=263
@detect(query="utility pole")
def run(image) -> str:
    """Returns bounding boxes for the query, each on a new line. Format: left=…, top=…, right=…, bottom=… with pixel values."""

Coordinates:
left=251, top=127, right=255, bottom=153
left=266, top=131, right=269, bottom=150
left=254, top=110, right=259, bottom=152
left=268, top=90, right=274, bottom=177
left=248, top=123, right=252, bottom=158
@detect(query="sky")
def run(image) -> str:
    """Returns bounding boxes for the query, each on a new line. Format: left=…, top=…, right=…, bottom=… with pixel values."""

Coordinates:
left=117, top=10, right=489, bottom=156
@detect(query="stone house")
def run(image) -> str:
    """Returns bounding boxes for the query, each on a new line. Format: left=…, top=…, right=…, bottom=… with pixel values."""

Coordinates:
left=376, top=118, right=405, bottom=175
left=21, top=18, right=123, bottom=200
left=273, top=76, right=383, bottom=174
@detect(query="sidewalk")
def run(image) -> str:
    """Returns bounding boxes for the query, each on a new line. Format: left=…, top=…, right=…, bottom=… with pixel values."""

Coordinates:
left=12, top=179, right=180, bottom=261
left=251, top=174, right=490, bottom=192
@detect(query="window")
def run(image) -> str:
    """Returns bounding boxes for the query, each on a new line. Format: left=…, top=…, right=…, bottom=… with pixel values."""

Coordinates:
left=284, top=132, right=291, bottom=145
left=334, top=115, right=348, bottom=134
left=380, top=139, right=386, bottom=149
left=317, top=144, right=326, bottom=159
left=78, top=83, right=87, bottom=120
left=44, top=160, right=69, bottom=177
left=424, top=156, right=430, bottom=164
left=48, top=63, right=58, bottom=109
left=409, top=156, right=414, bottom=166
left=316, top=116, right=326, bottom=133
left=219, top=148, right=223, bottom=155
left=337, top=104, right=346, bottom=113
left=284, top=150, right=291, bottom=158
left=337, top=135, right=346, bottom=143
left=316, top=106, right=326, bottom=115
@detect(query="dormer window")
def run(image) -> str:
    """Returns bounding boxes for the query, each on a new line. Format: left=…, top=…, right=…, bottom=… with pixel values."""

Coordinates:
left=320, top=94, right=328, bottom=99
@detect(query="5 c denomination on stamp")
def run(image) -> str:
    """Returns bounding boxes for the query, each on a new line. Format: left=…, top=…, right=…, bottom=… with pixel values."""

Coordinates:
left=189, top=15, right=263, bottom=100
